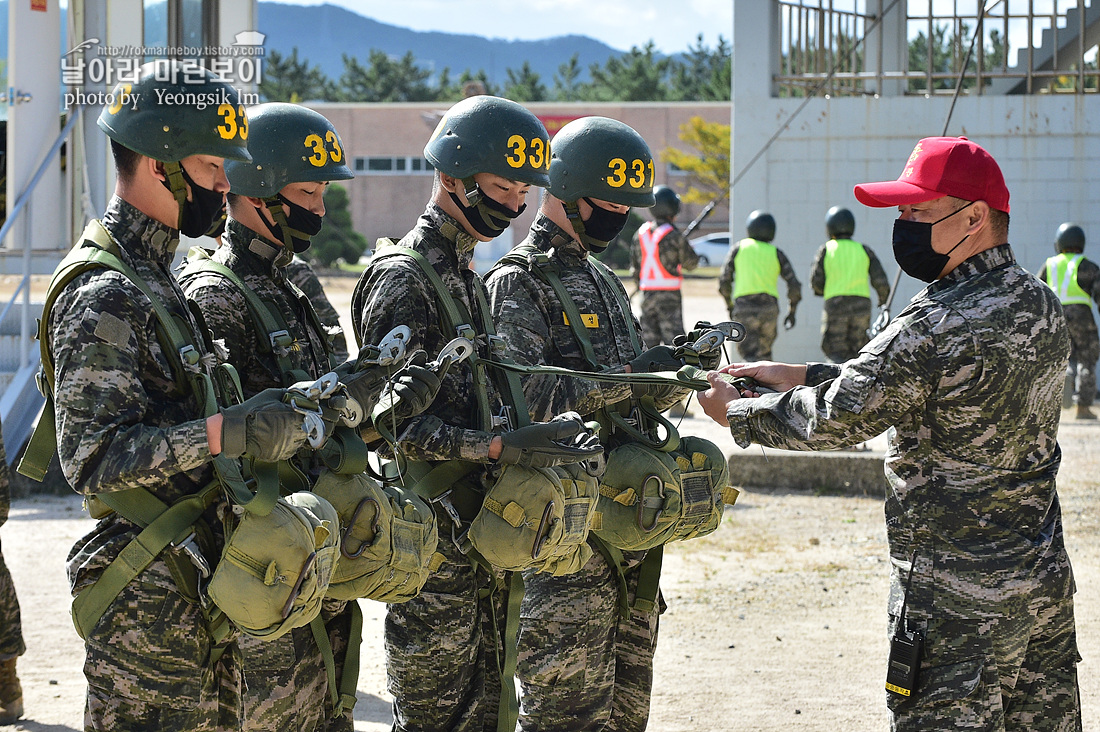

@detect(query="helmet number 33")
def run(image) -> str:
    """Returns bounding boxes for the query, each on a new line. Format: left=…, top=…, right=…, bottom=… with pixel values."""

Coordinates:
left=506, top=134, right=548, bottom=171
left=217, top=104, right=249, bottom=141
left=304, top=130, right=344, bottom=167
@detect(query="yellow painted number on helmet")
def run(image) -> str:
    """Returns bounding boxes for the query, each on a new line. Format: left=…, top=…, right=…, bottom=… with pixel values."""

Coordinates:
left=647, top=159, right=655, bottom=187
left=237, top=106, right=248, bottom=140
left=217, top=104, right=239, bottom=140
left=506, top=135, right=527, bottom=169
left=629, top=159, right=646, bottom=188
left=528, top=137, right=546, bottom=170
left=107, top=84, right=132, bottom=115
left=606, top=158, right=627, bottom=188
left=325, top=130, right=343, bottom=163
left=305, top=133, right=328, bottom=167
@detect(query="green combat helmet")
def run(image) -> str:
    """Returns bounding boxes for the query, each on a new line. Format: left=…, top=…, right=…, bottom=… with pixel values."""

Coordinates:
left=547, top=116, right=656, bottom=252
left=225, top=102, right=353, bottom=253
left=825, top=206, right=856, bottom=239
left=97, top=60, right=250, bottom=236
left=1056, top=222, right=1086, bottom=253
left=651, top=184, right=681, bottom=220
left=425, top=95, right=550, bottom=238
left=746, top=210, right=776, bottom=242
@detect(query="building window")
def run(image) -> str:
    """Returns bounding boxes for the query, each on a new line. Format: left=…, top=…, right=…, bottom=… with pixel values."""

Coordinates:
left=353, top=156, right=435, bottom=175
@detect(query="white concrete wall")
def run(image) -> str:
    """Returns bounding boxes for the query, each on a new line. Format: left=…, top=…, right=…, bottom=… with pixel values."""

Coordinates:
left=732, top=1, right=1100, bottom=365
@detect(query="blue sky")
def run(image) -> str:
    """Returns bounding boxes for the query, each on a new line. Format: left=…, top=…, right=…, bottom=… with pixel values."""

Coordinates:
left=280, top=0, right=734, bottom=54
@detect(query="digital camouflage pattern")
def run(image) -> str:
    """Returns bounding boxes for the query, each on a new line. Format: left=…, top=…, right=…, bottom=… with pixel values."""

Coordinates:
left=0, top=431, right=23, bottom=662
left=725, top=245, right=1079, bottom=730
left=286, top=254, right=350, bottom=362
left=53, top=197, right=242, bottom=730
left=1037, top=256, right=1100, bottom=408
left=179, top=217, right=354, bottom=732
left=351, top=203, right=509, bottom=731
left=485, top=215, right=680, bottom=731
left=629, top=222, right=698, bottom=346
left=718, top=240, right=801, bottom=360
left=810, top=240, right=891, bottom=362
left=818, top=296, right=873, bottom=363
left=729, top=294, right=779, bottom=361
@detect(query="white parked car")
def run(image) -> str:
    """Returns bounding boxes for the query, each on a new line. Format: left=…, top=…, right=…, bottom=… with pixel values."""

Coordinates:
left=690, top=233, right=731, bottom=266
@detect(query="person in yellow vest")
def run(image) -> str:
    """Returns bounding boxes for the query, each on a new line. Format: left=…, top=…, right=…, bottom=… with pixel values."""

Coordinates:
left=810, top=206, right=891, bottom=362
left=718, top=210, right=801, bottom=360
left=629, top=185, right=700, bottom=347
left=1038, top=222, right=1100, bottom=419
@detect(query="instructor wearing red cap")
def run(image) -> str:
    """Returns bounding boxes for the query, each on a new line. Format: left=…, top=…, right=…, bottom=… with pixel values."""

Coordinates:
left=699, top=137, right=1080, bottom=730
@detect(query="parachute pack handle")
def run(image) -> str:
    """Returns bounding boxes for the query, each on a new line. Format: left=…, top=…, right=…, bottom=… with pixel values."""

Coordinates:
left=637, top=475, right=666, bottom=532
left=340, top=496, right=382, bottom=559
left=531, top=501, right=558, bottom=560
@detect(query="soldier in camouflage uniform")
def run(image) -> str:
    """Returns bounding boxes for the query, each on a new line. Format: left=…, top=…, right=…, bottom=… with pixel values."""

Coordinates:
left=286, top=254, right=350, bottom=362
left=0, top=428, right=24, bottom=725
left=486, top=118, right=706, bottom=731
left=700, top=137, right=1080, bottom=731
left=1037, top=223, right=1100, bottom=420
left=629, top=185, right=699, bottom=347
left=179, top=103, right=434, bottom=732
left=810, top=206, right=891, bottom=362
left=351, top=95, right=601, bottom=732
left=718, top=210, right=801, bottom=360
left=50, top=63, right=313, bottom=731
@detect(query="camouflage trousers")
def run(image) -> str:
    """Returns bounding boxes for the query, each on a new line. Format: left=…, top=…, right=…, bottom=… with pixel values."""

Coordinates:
left=639, top=290, right=686, bottom=346
left=820, top=295, right=872, bottom=363
left=82, top=559, right=244, bottom=731
left=887, top=596, right=1080, bottom=731
left=731, top=295, right=779, bottom=361
left=385, top=517, right=507, bottom=732
left=0, top=540, right=23, bottom=661
left=1063, top=305, right=1098, bottom=407
left=240, top=599, right=355, bottom=732
left=516, top=547, right=662, bottom=732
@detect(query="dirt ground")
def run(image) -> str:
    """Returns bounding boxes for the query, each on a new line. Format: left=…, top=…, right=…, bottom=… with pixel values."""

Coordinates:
left=1, top=273, right=1097, bottom=731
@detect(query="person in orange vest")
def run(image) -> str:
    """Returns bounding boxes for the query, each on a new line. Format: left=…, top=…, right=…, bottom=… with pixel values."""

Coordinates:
left=1038, top=222, right=1100, bottom=419
left=810, top=206, right=891, bottom=362
left=718, top=210, right=801, bottom=360
left=629, top=185, right=699, bottom=347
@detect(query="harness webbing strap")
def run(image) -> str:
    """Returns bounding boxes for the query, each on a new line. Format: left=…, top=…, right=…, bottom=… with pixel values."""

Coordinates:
left=633, top=544, right=664, bottom=615
left=311, top=599, right=364, bottom=719
left=495, top=570, right=524, bottom=732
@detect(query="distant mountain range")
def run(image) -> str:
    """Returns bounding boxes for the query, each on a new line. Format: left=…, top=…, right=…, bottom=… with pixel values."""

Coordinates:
left=0, top=1, right=629, bottom=89
left=255, top=2, right=625, bottom=87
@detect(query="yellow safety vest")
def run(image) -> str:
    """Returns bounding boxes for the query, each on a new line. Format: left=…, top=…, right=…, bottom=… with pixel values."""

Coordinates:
left=822, top=239, right=871, bottom=299
left=1045, top=253, right=1092, bottom=306
left=731, top=239, right=780, bottom=299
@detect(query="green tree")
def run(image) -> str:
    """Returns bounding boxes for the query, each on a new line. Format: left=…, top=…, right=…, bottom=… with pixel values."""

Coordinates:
left=669, top=35, right=731, bottom=101
left=309, top=184, right=368, bottom=267
left=504, top=61, right=548, bottom=101
left=585, top=42, right=672, bottom=101
left=259, top=48, right=336, bottom=102
left=660, top=116, right=730, bottom=206
left=337, top=50, right=435, bottom=102
left=553, top=54, right=584, bottom=101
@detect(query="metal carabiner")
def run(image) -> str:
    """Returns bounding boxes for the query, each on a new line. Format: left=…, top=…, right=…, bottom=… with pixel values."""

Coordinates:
left=375, top=325, right=412, bottom=367
left=341, top=497, right=382, bottom=559
left=431, top=336, right=475, bottom=375
left=172, top=531, right=212, bottom=579
left=636, top=474, right=666, bottom=533
left=531, top=500, right=558, bottom=560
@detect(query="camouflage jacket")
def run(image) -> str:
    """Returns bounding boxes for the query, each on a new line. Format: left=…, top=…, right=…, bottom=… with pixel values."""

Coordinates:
left=809, top=239, right=891, bottom=305
left=178, top=219, right=333, bottom=398
left=350, top=203, right=504, bottom=463
left=286, top=254, right=350, bottom=362
left=727, top=244, right=1074, bottom=615
left=50, top=198, right=221, bottom=587
left=485, top=215, right=689, bottom=424
left=629, top=219, right=698, bottom=288
left=717, top=239, right=802, bottom=307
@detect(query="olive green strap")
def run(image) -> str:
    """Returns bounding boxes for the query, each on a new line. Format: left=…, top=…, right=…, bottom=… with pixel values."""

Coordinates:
left=485, top=359, right=712, bottom=391
left=311, top=600, right=363, bottom=719
left=633, top=545, right=664, bottom=615
left=495, top=570, right=524, bottom=732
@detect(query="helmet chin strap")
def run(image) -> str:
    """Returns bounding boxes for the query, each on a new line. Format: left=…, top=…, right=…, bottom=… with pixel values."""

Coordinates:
left=160, top=161, right=189, bottom=229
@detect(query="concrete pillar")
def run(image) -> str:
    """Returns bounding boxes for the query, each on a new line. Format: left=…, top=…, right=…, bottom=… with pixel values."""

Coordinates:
left=866, top=0, right=908, bottom=97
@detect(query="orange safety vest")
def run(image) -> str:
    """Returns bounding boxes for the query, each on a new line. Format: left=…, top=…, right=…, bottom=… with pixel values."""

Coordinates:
left=638, top=222, right=681, bottom=291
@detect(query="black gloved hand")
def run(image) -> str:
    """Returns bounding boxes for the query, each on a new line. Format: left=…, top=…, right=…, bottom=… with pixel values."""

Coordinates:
left=497, top=412, right=602, bottom=468
left=342, top=352, right=414, bottom=418
left=220, top=388, right=308, bottom=461
left=628, top=345, right=683, bottom=374
left=673, top=333, right=722, bottom=371
left=783, top=311, right=797, bottom=330
left=372, top=351, right=442, bottom=425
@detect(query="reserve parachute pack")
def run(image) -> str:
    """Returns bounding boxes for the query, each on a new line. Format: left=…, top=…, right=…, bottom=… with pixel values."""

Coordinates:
left=21, top=220, right=339, bottom=647
left=490, top=245, right=738, bottom=552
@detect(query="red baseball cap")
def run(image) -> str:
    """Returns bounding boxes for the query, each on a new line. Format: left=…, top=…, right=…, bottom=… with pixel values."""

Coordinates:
left=854, top=136, right=1010, bottom=213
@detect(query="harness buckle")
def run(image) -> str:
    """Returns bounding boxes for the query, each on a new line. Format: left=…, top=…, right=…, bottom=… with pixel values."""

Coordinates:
left=172, top=531, right=212, bottom=579
left=269, top=330, right=294, bottom=356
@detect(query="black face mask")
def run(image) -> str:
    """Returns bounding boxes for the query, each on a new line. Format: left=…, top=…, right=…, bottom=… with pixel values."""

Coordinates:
left=165, top=166, right=227, bottom=238
left=205, top=204, right=228, bottom=238
left=258, top=194, right=324, bottom=253
left=572, top=198, right=629, bottom=253
left=449, top=181, right=525, bottom=239
left=891, top=203, right=972, bottom=283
